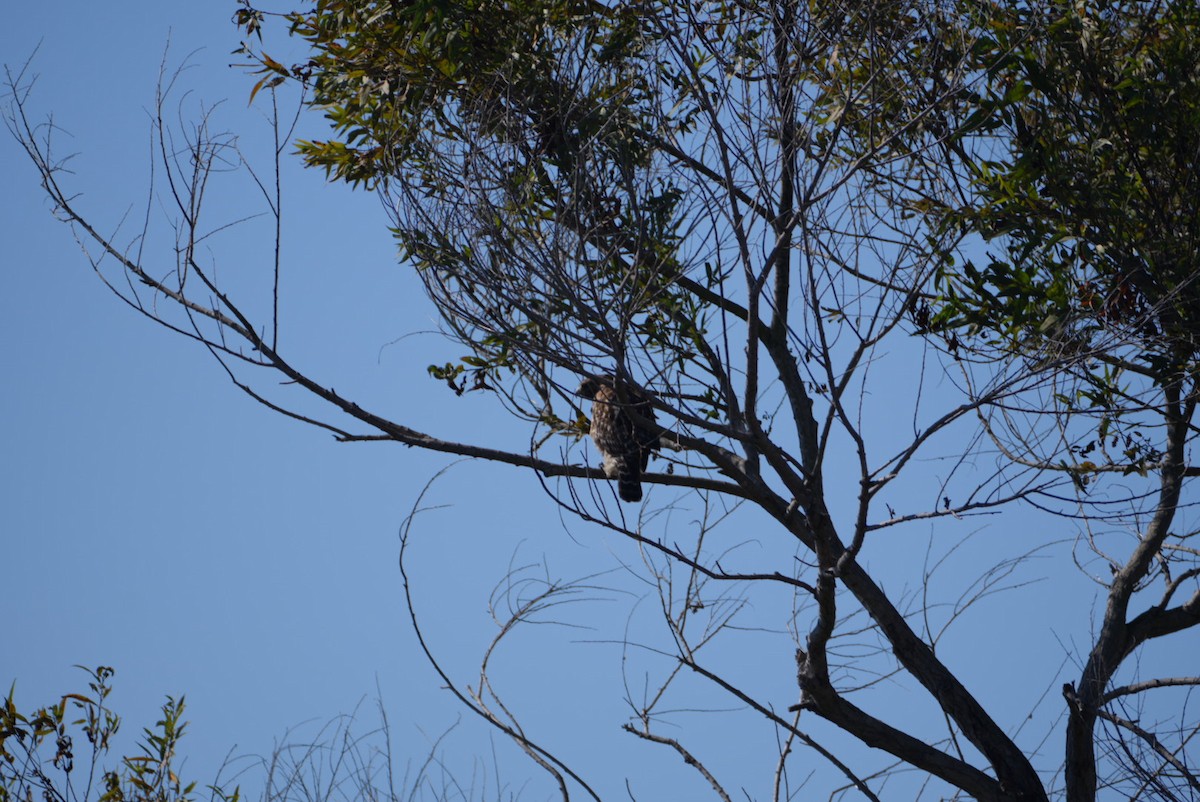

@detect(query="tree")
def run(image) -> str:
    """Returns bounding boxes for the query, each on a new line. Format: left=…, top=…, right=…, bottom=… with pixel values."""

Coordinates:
left=6, top=0, right=1198, bottom=799
left=917, top=3, right=1200, bottom=798
left=0, top=667, right=509, bottom=802
left=1, top=666, right=226, bottom=802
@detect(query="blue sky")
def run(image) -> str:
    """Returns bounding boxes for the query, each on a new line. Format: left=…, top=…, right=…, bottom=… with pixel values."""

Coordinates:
left=3, top=3, right=1197, bottom=801
left=1, top=4, right=585, bottom=796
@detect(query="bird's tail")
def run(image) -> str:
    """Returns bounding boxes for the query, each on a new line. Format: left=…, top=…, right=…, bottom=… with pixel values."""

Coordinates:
left=617, top=463, right=643, bottom=503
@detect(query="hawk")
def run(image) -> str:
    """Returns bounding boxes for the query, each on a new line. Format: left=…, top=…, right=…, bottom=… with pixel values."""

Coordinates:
left=577, top=376, right=659, bottom=503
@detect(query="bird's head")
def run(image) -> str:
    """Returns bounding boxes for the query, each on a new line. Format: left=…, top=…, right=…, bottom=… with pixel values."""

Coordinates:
left=576, top=376, right=605, bottom=400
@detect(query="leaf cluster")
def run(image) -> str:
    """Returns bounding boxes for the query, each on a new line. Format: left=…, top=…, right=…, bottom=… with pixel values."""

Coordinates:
left=932, top=0, right=1200, bottom=382
left=235, top=0, right=714, bottom=399
left=1, top=667, right=236, bottom=802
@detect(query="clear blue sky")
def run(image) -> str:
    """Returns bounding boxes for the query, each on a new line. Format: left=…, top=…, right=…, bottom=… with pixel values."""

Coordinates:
left=1, top=4, right=600, bottom=796
left=3, top=4, right=1195, bottom=801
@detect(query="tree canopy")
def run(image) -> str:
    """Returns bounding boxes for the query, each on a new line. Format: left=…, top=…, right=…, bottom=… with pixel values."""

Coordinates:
left=8, top=0, right=1200, bottom=799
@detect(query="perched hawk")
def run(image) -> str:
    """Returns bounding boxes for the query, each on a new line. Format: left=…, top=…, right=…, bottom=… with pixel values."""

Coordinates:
left=577, top=376, right=659, bottom=503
